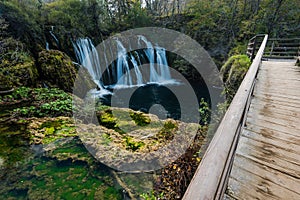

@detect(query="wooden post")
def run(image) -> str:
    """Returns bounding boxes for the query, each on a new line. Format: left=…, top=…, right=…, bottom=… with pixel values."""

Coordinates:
left=251, top=36, right=257, bottom=61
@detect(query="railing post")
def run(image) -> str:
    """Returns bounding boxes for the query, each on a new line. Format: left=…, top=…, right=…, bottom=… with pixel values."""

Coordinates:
left=251, top=36, right=257, bottom=61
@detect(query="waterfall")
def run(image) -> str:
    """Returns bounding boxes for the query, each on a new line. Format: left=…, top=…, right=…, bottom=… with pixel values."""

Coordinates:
left=72, top=38, right=103, bottom=88
left=138, top=35, right=159, bottom=82
left=130, top=54, right=143, bottom=85
left=155, top=46, right=171, bottom=80
left=49, top=26, right=59, bottom=46
left=73, top=36, right=173, bottom=91
left=116, top=40, right=133, bottom=86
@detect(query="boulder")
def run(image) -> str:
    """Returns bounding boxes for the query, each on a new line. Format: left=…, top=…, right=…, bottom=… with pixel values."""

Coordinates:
left=38, top=50, right=77, bottom=92
left=0, top=37, right=38, bottom=88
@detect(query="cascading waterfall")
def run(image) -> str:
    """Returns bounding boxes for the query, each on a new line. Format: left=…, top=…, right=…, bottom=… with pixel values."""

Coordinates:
left=72, top=36, right=173, bottom=91
left=72, top=38, right=103, bottom=89
left=138, top=35, right=158, bottom=82
left=155, top=46, right=171, bottom=80
left=130, top=54, right=143, bottom=85
left=49, top=26, right=59, bottom=46
left=116, top=40, right=133, bottom=86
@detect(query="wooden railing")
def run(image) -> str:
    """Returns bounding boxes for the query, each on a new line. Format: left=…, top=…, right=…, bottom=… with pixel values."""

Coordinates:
left=247, top=36, right=300, bottom=61
left=246, top=34, right=266, bottom=61
left=183, top=34, right=269, bottom=200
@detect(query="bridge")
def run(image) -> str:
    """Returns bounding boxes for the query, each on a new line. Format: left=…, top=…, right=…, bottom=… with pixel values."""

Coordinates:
left=183, top=35, right=300, bottom=199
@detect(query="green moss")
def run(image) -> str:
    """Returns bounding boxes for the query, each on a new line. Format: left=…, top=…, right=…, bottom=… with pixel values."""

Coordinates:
left=129, top=111, right=151, bottom=126
left=220, top=55, right=251, bottom=102
left=156, top=120, right=178, bottom=141
left=0, top=72, right=12, bottom=91
left=124, top=136, right=145, bottom=152
left=101, top=133, right=112, bottom=146
left=0, top=38, right=38, bottom=88
left=27, top=117, right=77, bottom=145
left=98, top=110, right=118, bottom=129
left=0, top=139, right=120, bottom=200
left=38, top=50, right=77, bottom=92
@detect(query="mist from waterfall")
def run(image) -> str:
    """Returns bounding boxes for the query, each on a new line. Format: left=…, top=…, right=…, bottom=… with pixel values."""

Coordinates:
left=72, top=36, right=174, bottom=91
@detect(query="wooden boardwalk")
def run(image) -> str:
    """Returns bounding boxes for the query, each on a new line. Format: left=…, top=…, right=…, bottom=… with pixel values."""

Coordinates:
left=225, top=60, right=300, bottom=199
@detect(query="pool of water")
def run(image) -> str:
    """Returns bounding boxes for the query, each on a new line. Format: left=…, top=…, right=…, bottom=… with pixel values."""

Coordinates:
left=0, top=119, right=127, bottom=199
left=100, top=81, right=210, bottom=123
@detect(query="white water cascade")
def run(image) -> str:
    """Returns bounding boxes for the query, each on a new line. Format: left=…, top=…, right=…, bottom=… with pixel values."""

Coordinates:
left=49, top=26, right=59, bottom=46
left=73, top=36, right=173, bottom=91
left=73, top=38, right=103, bottom=88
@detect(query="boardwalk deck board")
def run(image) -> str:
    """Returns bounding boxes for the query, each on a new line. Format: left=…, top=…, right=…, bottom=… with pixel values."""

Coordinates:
left=226, top=60, right=300, bottom=199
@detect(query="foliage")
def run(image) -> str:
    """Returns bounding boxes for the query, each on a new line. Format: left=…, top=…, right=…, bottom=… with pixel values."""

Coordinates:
left=129, top=111, right=151, bottom=126
left=221, top=55, right=251, bottom=102
left=6, top=87, right=74, bottom=117
left=0, top=1, right=44, bottom=54
left=98, top=110, right=118, bottom=130
left=0, top=35, right=38, bottom=88
left=199, top=98, right=210, bottom=125
left=156, top=120, right=178, bottom=141
left=140, top=191, right=164, bottom=200
left=124, top=136, right=145, bottom=152
left=122, top=1, right=153, bottom=28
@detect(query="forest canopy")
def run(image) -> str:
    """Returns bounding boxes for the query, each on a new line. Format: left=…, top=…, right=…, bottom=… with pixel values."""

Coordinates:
left=0, top=0, right=299, bottom=60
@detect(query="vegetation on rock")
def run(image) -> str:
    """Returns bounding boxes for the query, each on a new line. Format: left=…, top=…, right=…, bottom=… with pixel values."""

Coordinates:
left=38, top=50, right=77, bottom=92
left=129, top=111, right=151, bottom=126
left=27, top=117, right=76, bottom=144
left=0, top=24, right=38, bottom=88
left=221, top=55, right=251, bottom=101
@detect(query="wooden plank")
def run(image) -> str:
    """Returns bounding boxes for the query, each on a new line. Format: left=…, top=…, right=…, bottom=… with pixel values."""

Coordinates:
left=253, top=90, right=300, bottom=102
left=255, top=87, right=300, bottom=98
left=247, top=112, right=300, bottom=131
left=249, top=103, right=300, bottom=120
left=244, top=124, right=300, bottom=147
left=247, top=111, right=300, bottom=130
left=235, top=144, right=300, bottom=180
left=242, top=129, right=300, bottom=154
left=232, top=155, right=300, bottom=193
left=248, top=106, right=299, bottom=123
left=252, top=94, right=300, bottom=109
left=239, top=131, right=300, bottom=166
left=229, top=156, right=300, bottom=199
left=246, top=118, right=300, bottom=138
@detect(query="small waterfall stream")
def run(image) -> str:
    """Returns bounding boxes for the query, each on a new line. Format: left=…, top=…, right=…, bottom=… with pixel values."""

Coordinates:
left=73, top=38, right=103, bottom=88
left=49, top=26, right=59, bottom=47
left=72, top=36, right=174, bottom=92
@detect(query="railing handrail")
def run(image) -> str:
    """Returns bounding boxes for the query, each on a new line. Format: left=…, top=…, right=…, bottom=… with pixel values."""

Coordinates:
left=183, top=34, right=269, bottom=200
left=247, top=36, right=300, bottom=60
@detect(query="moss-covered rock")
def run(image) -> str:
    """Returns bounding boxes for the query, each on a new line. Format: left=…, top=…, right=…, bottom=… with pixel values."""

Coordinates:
left=26, top=117, right=76, bottom=145
left=220, top=55, right=251, bottom=101
left=0, top=73, right=12, bottom=91
left=77, top=106, right=199, bottom=172
left=0, top=37, right=38, bottom=88
left=38, top=50, right=77, bottom=92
